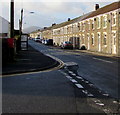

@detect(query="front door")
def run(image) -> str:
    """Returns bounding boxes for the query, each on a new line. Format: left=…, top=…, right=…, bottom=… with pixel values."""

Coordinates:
left=112, top=32, right=116, bottom=54
left=87, top=35, right=90, bottom=50
left=98, top=33, right=101, bottom=52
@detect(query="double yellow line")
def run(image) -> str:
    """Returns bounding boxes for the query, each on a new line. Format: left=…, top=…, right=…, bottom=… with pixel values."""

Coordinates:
left=2, top=55, right=64, bottom=77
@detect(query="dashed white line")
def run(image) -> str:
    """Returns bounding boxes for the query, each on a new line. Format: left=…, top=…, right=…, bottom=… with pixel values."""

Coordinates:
left=71, top=79, right=78, bottom=83
left=66, top=76, right=72, bottom=79
left=85, top=81, right=89, bottom=83
left=75, top=84, right=84, bottom=88
left=76, top=76, right=83, bottom=79
left=103, top=93, right=109, bottom=96
left=89, top=84, right=94, bottom=87
left=82, top=90, right=89, bottom=94
left=88, top=94, right=94, bottom=97
left=71, top=73, right=76, bottom=76
left=68, top=71, right=73, bottom=74
left=93, top=57, right=113, bottom=63
left=96, top=103, right=104, bottom=106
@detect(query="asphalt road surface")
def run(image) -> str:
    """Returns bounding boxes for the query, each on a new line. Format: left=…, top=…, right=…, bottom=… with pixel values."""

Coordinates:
left=29, top=40, right=119, bottom=99
left=2, top=40, right=119, bottom=114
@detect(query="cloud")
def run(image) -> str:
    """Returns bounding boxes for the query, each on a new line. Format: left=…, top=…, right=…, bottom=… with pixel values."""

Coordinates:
left=0, top=0, right=118, bottom=29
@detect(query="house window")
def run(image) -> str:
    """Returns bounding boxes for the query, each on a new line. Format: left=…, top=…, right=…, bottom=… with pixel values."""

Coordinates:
left=78, top=23, right=80, bottom=31
left=80, top=23, right=82, bottom=31
left=112, top=12, right=116, bottom=26
left=112, top=32, right=116, bottom=45
left=91, top=34, right=94, bottom=45
left=73, top=25, right=75, bottom=33
left=88, top=21, right=90, bottom=30
left=103, top=33, right=107, bottom=45
left=75, top=24, right=78, bottom=32
left=82, top=22, right=85, bottom=31
left=103, top=15, right=107, bottom=28
left=97, top=17, right=101, bottom=28
left=82, top=34, right=85, bottom=44
left=91, top=20, right=94, bottom=30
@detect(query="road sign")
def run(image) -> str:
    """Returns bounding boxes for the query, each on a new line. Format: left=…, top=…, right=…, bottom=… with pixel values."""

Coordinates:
left=21, top=34, right=28, bottom=50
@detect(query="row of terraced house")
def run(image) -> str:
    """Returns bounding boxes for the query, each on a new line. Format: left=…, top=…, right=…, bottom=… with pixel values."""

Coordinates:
left=30, top=2, right=120, bottom=56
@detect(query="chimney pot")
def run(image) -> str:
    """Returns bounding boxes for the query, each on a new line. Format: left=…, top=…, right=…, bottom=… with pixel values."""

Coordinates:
left=95, top=4, right=99, bottom=10
left=68, top=18, right=70, bottom=21
left=52, top=23, right=56, bottom=26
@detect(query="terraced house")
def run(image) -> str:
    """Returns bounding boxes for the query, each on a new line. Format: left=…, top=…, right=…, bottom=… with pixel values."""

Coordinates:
left=39, top=1, right=120, bottom=56
left=29, top=30, right=41, bottom=39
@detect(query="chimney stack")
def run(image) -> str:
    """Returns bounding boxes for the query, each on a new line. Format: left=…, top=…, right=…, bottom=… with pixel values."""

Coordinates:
left=52, top=23, right=56, bottom=26
left=95, top=4, right=99, bottom=10
left=68, top=18, right=70, bottom=21
left=44, top=27, right=47, bottom=29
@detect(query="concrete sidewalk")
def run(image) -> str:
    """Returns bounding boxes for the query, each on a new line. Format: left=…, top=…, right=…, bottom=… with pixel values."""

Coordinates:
left=74, top=49, right=120, bottom=59
left=2, top=45, right=59, bottom=75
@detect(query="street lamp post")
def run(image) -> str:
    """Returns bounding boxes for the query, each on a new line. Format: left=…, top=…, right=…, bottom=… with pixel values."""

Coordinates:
left=18, top=10, right=34, bottom=51
left=19, top=9, right=23, bottom=38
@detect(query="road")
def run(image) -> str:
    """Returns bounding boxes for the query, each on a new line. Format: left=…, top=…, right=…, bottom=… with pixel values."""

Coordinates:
left=29, top=40, right=119, bottom=99
left=2, top=40, right=119, bottom=114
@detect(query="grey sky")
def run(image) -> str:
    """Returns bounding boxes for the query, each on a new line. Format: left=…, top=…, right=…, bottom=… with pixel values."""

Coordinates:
left=0, top=0, right=118, bottom=29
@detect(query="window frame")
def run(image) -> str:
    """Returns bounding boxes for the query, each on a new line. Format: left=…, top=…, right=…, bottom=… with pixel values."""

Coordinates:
left=103, top=32, right=107, bottom=46
left=103, top=15, right=107, bottom=29
left=91, top=19, right=95, bottom=30
left=97, top=16, right=101, bottom=29
left=112, top=12, right=117, bottom=27
left=91, top=33, right=94, bottom=45
left=112, top=31, right=116, bottom=45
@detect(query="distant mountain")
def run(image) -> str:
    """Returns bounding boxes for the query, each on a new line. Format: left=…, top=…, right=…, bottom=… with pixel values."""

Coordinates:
left=22, top=26, right=41, bottom=34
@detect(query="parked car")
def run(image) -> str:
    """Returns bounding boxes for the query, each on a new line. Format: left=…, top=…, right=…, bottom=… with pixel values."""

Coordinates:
left=46, top=39, right=53, bottom=45
left=61, top=41, right=73, bottom=49
left=44, top=40, right=48, bottom=45
left=35, top=37, right=41, bottom=42
left=80, top=45, right=86, bottom=50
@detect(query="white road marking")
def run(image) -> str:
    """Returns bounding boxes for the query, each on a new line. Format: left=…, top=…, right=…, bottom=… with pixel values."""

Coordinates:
left=71, top=73, right=76, bottom=76
left=82, top=90, right=88, bottom=94
left=85, top=81, right=89, bottom=83
left=71, top=79, right=78, bottom=83
left=113, top=101, right=118, bottom=104
left=66, top=76, right=72, bottom=79
left=94, top=100, right=101, bottom=103
left=89, top=84, right=94, bottom=87
left=75, top=84, right=84, bottom=88
left=68, top=71, right=73, bottom=74
left=93, top=57, right=113, bottom=63
left=96, top=103, right=104, bottom=106
left=88, top=94, right=94, bottom=97
left=60, top=71, right=67, bottom=75
left=76, top=76, right=83, bottom=79
left=103, top=93, right=109, bottom=96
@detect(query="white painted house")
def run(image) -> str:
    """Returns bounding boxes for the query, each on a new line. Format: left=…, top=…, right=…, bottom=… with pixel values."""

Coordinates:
left=0, top=16, right=10, bottom=38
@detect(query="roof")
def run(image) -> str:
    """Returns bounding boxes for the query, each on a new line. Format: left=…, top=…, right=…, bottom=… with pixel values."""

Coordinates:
left=51, top=12, right=93, bottom=29
left=40, top=1, right=120, bottom=32
left=84, top=2, right=120, bottom=20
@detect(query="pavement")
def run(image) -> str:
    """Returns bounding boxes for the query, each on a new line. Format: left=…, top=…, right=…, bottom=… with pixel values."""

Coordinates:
left=51, top=45, right=120, bottom=59
left=74, top=49, right=120, bottom=59
left=2, top=45, right=60, bottom=75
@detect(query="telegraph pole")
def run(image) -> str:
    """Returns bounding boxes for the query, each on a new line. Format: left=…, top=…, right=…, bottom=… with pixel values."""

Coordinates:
left=10, top=0, right=14, bottom=38
left=20, top=8, right=23, bottom=35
